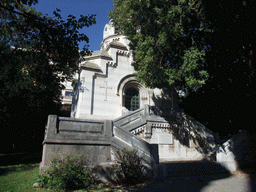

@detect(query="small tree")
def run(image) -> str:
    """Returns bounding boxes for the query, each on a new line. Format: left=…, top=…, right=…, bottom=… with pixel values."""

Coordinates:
left=39, top=153, right=93, bottom=191
left=112, top=148, right=146, bottom=184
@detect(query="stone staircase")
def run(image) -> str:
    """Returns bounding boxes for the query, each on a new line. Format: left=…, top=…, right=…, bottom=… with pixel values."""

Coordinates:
left=162, top=161, right=229, bottom=178
left=217, top=130, right=256, bottom=172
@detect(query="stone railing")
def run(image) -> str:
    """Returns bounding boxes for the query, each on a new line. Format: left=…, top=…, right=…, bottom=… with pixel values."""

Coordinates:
left=43, top=115, right=112, bottom=143
left=113, top=106, right=146, bottom=130
left=216, top=130, right=248, bottom=172
left=40, top=114, right=158, bottom=176
left=112, top=124, right=159, bottom=166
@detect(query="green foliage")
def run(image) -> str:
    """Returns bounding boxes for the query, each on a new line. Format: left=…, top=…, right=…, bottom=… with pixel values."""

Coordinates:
left=0, top=0, right=95, bottom=152
left=112, top=148, right=145, bottom=184
left=1, top=0, right=96, bottom=78
left=39, top=153, right=93, bottom=191
left=109, top=0, right=210, bottom=90
left=179, top=0, right=255, bottom=135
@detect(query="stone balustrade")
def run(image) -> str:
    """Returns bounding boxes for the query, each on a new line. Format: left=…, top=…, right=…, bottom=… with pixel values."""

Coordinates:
left=216, top=130, right=248, bottom=172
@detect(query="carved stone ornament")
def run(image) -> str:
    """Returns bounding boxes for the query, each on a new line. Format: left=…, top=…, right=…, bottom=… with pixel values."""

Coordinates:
left=130, top=125, right=146, bottom=135
left=152, top=123, right=171, bottom=129
left=117, top=50, right=130, bottom=57
left=107, top=61, right=117, bottom=68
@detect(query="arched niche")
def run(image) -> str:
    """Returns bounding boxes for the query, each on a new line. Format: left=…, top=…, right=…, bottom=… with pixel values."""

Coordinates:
left=116, top=74, right=150, bottom=111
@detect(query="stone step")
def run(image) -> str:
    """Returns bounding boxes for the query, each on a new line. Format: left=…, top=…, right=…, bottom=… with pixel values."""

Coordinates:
left=161, top=161, right=229, bottom=178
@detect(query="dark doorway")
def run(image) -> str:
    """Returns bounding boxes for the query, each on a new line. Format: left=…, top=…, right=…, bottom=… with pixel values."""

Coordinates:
left=125, top=87, right=140, bottom=111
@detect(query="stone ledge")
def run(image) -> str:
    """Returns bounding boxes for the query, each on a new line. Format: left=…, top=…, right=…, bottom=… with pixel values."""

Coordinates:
left=43, top=139, right=113, bottom=145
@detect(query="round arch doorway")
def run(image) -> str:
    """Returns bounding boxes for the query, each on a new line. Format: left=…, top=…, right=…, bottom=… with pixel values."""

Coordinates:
left=124, top=87, right=140, bottom=111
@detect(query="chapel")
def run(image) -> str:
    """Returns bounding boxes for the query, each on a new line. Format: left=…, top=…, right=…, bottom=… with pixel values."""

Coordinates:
left=71, top=21, right=178, bottom=119
left=40, top=22, right=219, bottom=177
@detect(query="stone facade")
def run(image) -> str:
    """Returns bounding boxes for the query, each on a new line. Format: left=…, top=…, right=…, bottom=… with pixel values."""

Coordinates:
left=71, top=21, right=178, bottom=120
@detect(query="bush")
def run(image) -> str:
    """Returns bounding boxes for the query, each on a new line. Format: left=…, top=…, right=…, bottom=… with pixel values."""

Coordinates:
left=112, top=148, right=146, bottom=184
left=38, top=153, right=93, bottom=191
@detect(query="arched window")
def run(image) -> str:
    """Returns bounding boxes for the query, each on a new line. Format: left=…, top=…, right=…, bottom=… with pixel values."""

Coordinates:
left=125, top=87, right=140, bottom=111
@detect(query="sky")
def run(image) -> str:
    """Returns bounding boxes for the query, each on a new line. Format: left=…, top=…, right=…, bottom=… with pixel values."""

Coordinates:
left=34, top=0, right=113, bottom=51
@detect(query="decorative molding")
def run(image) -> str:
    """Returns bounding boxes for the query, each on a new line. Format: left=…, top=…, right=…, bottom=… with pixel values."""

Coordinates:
left=113, top=38, right=120, bottom=41
left=151, top=123, right=171, bottom=129
left=141, top=97, right=148, bottom=100
left=130, top=125, right=146, bottom=135
left=107, top=61, right=117, bottom=68
left=117, top=50, right=130, bottom=57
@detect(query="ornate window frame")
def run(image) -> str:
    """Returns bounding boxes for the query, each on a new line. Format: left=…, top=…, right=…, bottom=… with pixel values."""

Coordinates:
left=116, top=74, right=149, bottom=110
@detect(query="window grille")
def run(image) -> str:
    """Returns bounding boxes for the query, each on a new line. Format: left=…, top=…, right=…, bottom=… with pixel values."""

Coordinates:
left=125, top=87, right=140, bottom=111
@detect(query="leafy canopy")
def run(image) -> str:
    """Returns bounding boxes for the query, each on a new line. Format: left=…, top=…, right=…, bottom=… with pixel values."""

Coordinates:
left=0, top=0, right=95, bottom=152
left=0, top=0, right=96, bottom=108
left=1, top=0, right=96, bottom=78
left=109, top=0, right=210, bottom=90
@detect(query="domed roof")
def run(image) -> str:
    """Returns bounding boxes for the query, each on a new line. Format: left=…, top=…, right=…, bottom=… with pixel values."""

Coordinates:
left=103, top=20, right=117, bottom=40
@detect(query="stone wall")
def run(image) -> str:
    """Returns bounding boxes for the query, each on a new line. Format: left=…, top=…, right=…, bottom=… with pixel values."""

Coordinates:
left=41, top=106, right=218, bottom=181
left=40, top=116, right=112, bottom=171
left=40, top=114, right=157, bottom=175
left=216, top=130, right=249, bottom=172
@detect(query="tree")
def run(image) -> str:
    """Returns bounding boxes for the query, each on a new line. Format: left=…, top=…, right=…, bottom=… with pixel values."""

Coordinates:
left=109, top=0, right=210, bottom=91
left=180, top=0, right=255, bottom=135
left=0, top=0, right=96, bottom=152
left=109, top=0, right=255, bottom=135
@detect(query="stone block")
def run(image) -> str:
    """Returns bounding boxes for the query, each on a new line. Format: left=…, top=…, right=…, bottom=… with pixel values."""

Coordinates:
left=59, top=121, right=103, bottom=133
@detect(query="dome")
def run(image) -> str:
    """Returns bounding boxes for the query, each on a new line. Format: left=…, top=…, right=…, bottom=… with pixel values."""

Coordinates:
left=103, top=20, right=116, bottom=40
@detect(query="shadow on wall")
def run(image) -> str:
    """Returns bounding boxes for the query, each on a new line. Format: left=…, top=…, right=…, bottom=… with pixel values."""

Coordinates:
left=152, top=90, right=217, bottom=161
left=152, top=89, right=256, bottom=192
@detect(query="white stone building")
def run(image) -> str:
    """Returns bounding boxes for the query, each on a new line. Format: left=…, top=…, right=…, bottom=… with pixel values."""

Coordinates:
left=71, top=21, right=178, bottom=119
left=41, top=22, right=220, bottom=177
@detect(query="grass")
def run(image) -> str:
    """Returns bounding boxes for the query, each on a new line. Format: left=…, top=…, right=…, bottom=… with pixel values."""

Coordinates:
left=0, top=162, right=146, bottom=191
left=0, top=153, right=131, bottom=192
left=0, top=163, right=41, bottom=192
left=0, top=163, right=119, bottom=192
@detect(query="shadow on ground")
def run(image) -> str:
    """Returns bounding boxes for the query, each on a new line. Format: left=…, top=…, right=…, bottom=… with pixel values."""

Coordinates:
left=0, top=152, right=42, bottom=166
left=0, top=152, right=42, bottom=176
left=132, top=161, right=256, bottom=192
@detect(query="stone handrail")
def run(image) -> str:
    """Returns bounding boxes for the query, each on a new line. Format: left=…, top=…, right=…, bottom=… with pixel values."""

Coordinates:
left=217, top=130, right=248, bottom=172
left=113, top=106, right=146, bottom=127
left=112, top=123, right=158, bottom=165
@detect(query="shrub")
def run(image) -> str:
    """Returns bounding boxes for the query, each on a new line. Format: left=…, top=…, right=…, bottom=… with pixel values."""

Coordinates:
left=38, top=153, right=93, bottom=191
left=112, top=148, right=146, bottom=184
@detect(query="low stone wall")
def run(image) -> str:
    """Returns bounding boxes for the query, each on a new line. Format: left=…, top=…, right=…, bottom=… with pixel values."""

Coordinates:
left=40, top=115, right=113, bottom=171
left=40, top=115, right=158, bottom=181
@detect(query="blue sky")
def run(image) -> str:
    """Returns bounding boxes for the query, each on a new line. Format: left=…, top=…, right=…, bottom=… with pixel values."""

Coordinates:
left=34, top=0, right=113, bottom=51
